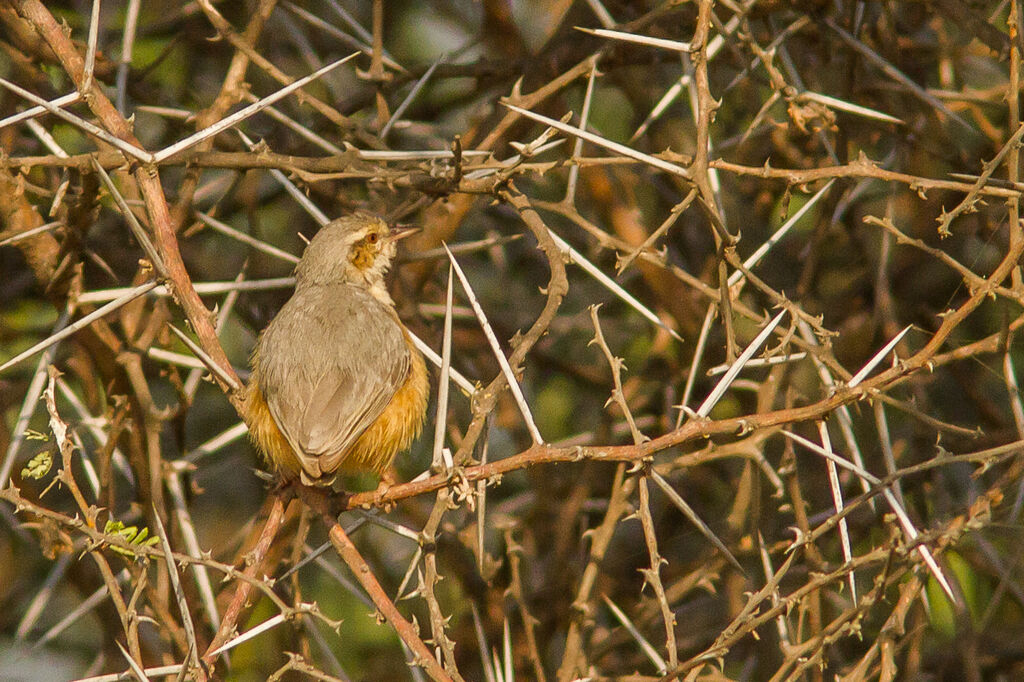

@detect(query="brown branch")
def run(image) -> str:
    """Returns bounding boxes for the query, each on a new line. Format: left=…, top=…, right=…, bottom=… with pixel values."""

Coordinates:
left=321, top=511, right=454, bottom=682
left=689, top=0, right=733, bottom=243
left=3, top=150, right=1022, bottom=206
left=171, top=0, right=278, bottom=231
left=556, top=464, right=634, bottom=681
left=194, top=0, right=371, bottom=145
left=504, top=527, right=548, bottom=682
left=419, top=490, right=466, bottom=681
left=343, top=327, right=1024, bottom=513
left=12, top=0, right=243, bottom=407
left=202, top=490, right=290, bottom=665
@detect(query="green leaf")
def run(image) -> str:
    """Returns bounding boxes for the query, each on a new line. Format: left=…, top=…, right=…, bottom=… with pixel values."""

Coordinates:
left=104, top=520, right=160, bottom=558
left=20, top=449, right=53, bottom=480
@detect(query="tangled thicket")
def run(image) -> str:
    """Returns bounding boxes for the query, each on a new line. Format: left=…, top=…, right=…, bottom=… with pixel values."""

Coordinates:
left=2, top=1, right=1024, bottom=680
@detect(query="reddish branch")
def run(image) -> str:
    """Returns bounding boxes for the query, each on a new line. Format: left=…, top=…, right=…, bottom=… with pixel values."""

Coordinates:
left=323, top=513, right=455, bottom=682
left=343, top=302, right=1024, bottom=513
left=202, top=491, right=290, bottom=665
left=3, top=151, right=1022, bottom=204
left=11, top=0, right=243, bottom=405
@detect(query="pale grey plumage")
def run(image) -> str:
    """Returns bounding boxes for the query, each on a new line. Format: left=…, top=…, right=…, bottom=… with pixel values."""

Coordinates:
left=246, top=213, right=428, bottom=485
left=253, top=283, right=410, bottom=481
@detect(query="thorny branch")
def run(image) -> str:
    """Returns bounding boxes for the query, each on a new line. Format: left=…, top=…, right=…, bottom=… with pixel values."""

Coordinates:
left=3, top=2, right=1024, bottom=680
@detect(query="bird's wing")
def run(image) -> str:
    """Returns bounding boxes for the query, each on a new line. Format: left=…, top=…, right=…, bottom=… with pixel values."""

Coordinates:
left=257, top=285, right=410, bottom=481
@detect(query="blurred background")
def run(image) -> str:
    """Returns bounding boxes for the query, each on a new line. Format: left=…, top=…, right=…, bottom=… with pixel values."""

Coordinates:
left=2, top=0, right=1024, bottom=679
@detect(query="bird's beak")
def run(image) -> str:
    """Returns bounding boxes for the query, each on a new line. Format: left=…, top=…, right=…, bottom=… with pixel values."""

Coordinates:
left=387, top=225, right=421, bottom=242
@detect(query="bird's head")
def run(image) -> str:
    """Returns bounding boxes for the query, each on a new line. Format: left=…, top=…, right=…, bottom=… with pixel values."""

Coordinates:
left=295, top=213, right=417, bottom=297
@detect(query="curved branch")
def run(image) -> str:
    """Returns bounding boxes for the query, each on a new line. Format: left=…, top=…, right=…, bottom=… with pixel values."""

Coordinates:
left=12, top=0, right=242, bottom=406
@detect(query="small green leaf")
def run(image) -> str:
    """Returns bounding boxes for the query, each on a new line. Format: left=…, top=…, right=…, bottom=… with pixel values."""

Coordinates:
left=104, top=520, right=160, bottom=558
left=20, top=450, right=53, bottom=480
left=23, top=429, right=50, bottom=442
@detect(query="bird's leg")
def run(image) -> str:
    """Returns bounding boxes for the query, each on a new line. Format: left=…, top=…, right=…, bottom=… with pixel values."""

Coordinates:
left=372, top=464, right=399, bottom=500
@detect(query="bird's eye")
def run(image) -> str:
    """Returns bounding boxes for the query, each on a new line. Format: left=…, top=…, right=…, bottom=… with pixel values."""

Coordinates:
left=367, top=233, right=379, bottom=244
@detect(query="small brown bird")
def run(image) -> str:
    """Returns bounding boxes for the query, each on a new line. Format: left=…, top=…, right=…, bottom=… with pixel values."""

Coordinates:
left=245, top=213, right=429, bottom=486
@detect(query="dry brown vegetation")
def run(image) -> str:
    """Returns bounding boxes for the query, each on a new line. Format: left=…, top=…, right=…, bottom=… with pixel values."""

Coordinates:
left=2, top=1, right=1024, bottom=680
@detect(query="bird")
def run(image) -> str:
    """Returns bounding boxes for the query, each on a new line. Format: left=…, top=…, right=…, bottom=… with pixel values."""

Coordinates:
left=244, top=213, right=429, bottom=487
